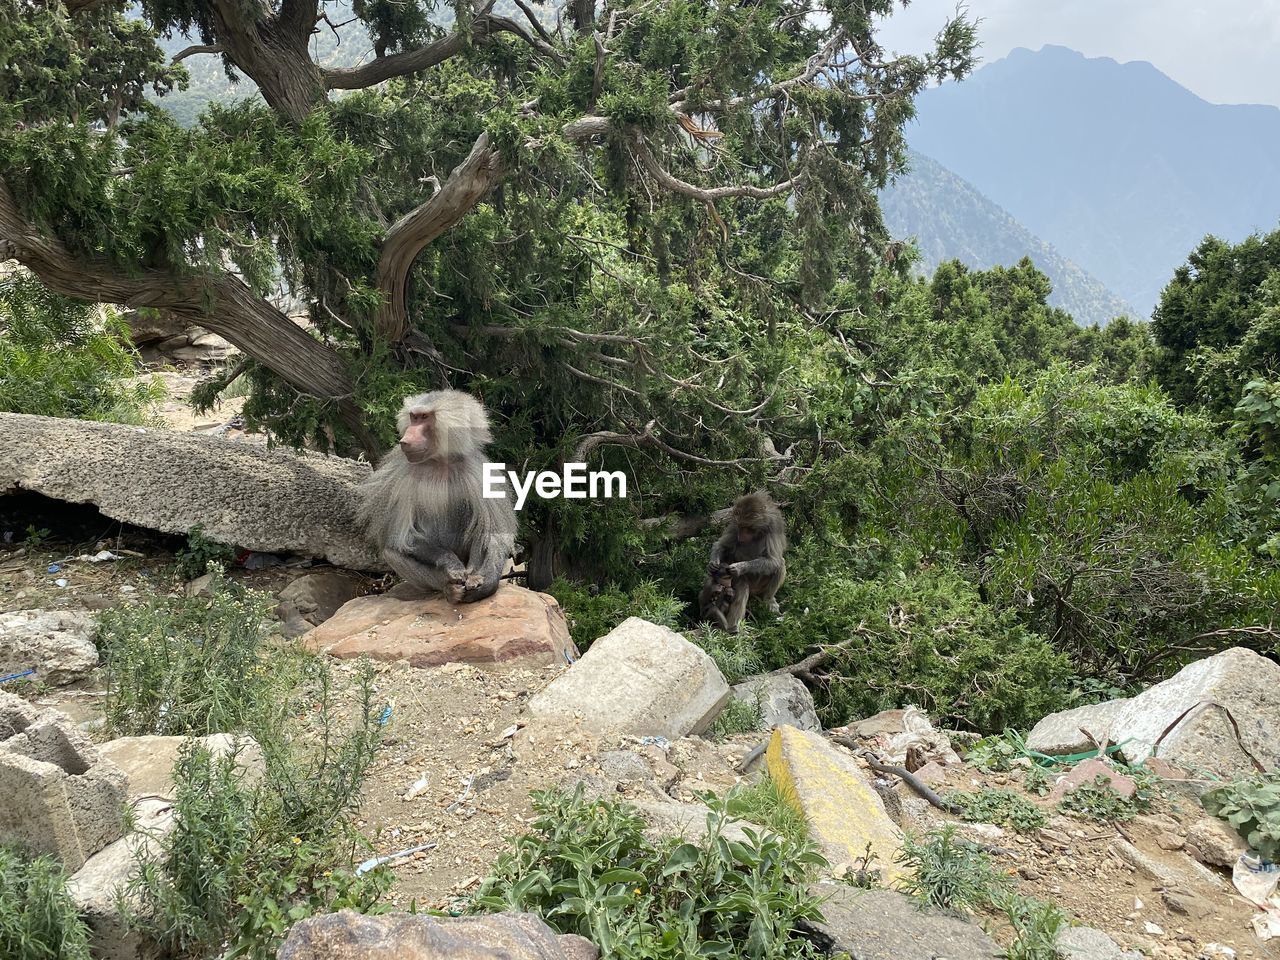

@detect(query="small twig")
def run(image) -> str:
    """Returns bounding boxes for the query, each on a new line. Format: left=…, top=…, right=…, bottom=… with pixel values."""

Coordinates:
left=831, top=736, right=962, bottom=814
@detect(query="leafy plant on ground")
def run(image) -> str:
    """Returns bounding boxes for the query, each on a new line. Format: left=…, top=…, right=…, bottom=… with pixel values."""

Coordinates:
left=999, top=893, right=1069, bottom=960
left=0, top=846, right=92, bottom=960
left=711, top=693, right=765, bottom=739
left=0, top=270, right=163, bottom=424
left=1056, top=775, right=1147, bottom=823
left=472, top=786, right=827, bottom=959
left=96, top=565, right=293, bottom=737
left=946, top=788, right=1047, bottom=833
left=1202, top=770, right=1280, bottom=862
left=124, top=660, right=387, bottom=960
left=173, top=525, right=236, bottom=582
left=547, top=579, right=685, bottom=650
left=894, top=825, right=1008, bottom=916
left=687, top=625, right=767, bottom=685
left=1023, top=766, right=1051, bottom=797
left=964, top=730, right=1033, bottom=772
left=723, top=777, right=810, bottom=847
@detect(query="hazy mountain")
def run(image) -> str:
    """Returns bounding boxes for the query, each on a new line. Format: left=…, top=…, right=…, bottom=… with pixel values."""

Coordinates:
left=907, top=44, right=1280, bottom=315
left=881, top=149, right=1136, bottom=327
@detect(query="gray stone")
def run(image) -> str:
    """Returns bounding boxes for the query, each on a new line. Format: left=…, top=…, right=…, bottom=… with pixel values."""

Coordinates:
left=598, top=750, right=654, bottom=783
left=800, top=886, right=1002, bottom=960
left=0, top=689, right=38, bottom=739
left=526, top=617, right=730, bottom=739
left=98, top=733, right=263, bottom=799
left=0, top=412, right=380, bottom=570
left=0, top=609, right=99, bottom=686
left=1055, top=925, right=1143, bottom=960
left=1185, top=817, right=1248, bottom=869
left=732, top=673, right=820, bottom=731
left=1027, top=648, right=1280, bottom=784
left=67, top=797, right=173, bottom=960
left=276, top=570, right=366, bottom=631
left=278, top=909, right=596, bottom=960
left=0, top=710, right=127, bottom=871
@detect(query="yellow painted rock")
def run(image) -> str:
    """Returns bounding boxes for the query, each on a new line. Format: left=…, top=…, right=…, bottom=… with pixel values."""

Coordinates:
left=766, top=725, right=903, bottom=882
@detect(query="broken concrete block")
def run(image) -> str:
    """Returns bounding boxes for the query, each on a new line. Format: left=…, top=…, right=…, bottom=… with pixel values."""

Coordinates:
left=0, top=711, right=127, bottom=871
left=1027, top=648, right=1280, bottom=785
left=526, top=618, right=730, bottom=739
left=731, top=673, right=820, bottom=731
left=0, top=689, right=38, bottom=739
left=801, top=886, right=1002, bottom=959
left=98, top=732, right=263, bottom=799
left=766, top=725, right=902, bottom=881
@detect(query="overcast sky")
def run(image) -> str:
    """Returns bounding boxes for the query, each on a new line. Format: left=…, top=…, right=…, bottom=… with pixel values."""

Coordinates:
left=875, top=0, right=1280, bottom=108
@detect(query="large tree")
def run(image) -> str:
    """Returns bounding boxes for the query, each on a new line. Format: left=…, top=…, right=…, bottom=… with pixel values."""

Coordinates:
left=1, top=0, right=973, bottom=577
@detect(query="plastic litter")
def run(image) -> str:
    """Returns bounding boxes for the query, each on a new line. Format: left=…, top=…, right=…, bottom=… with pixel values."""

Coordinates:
left=377, top=705, right=393, bottom=726
left=47, top=563, right=61, bottom=574
left=402, top=775, right=430, bottom=801
left=1, top=669, right=36, bottom=684
left=355, top=841, right=438, bottom=876
left=54, top=578, right=68, bottom=588
left=1232, top=853, right=1280, bottom=941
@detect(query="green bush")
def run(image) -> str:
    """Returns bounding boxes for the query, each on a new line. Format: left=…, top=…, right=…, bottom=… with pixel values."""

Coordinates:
left=894, top=825, right=1007, bottom=916
left=548, top=579, right=685, bottom=649
left=1057, top=775, right=1148, bottom=823
left=1000, top=893, right=1069, bottom=960
left=724, top=777, right=810, bottom=847
left=0, top=271, right=163, bottom=423
left=173, top=525, right=236, bottom=581
left=1202, top=770, right=1280, bottom=862
left=96, top=565, right=292, bottom=737
left=125, top=661, right=387, bottom=960
left=0, top=847, right=92, bottom=960
left=472, top=787, right=827, bottom=959
left=946, top=788, right=1047, bottom=833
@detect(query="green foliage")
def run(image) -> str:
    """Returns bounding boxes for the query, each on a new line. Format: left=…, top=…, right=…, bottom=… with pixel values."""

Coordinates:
left=173, top=524, right=236, bottom=581
left=688, top=625, right=767, bottom=685
left=547, top=579, right=684, bottom=649
left=964, top=731, right=1036, bottom=773
left=0, top=272, right=163, bottom=423
left=1000, top=894, right=1069, bottom=960
left=1202, top=771, right=1280, bottom=863
left=472, top=787, right=827, bottom=959
left=761, top=566, right=1071, bottom=732
left=711, top=693, right=765, bottom=739
left=0, top=846, right=92, bottom=960
left=96, top=565, right=290, bottom=737
left=724, top=777, right=810, bottom=847
left=1056, top=775, right=1147, bottom=823
left=125, top=662, right=387, bottom=960
left=946, top=789, right=1047, bottom=833
left=894, top=825, right=1007, bottom=916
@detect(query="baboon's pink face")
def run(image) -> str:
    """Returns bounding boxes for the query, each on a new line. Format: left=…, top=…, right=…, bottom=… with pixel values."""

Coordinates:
left=399, top=408, right=438, bottom=463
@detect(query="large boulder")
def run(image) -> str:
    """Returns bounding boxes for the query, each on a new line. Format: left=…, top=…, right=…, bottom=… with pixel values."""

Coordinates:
left=303, top=584, right=577, bottom=669
left=800, top=887, right=1002, bottom=960
left=278, top=910, right=597, bottom=960
left=0, top=609, right=99, bottom=686
left=526, top=617, right=730, bottom=739
left=766, top=725, right=902, bottom=882
left=1027, top=648, right=1280, bottom=784
left=731, top=673, right=820, bottom=731
left=0, top=412, right=379, bottom=569
left=276, top=569, right=367, bottom=636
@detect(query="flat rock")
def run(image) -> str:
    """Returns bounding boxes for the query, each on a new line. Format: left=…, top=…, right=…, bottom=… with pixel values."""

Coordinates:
left=0, top=412, right=379, bottom=569
left=766, top=726, right=902, bottom=882
left=98, top=733, right=262, bottom=799
left=526, top=617, right=729, bottom=738
left=732, top=673, right=820, bottom=731
left=1055, top=925, right=1144, bottom=960
left=278, top=909, right=597, bottom=960
left=1184, top=817, right=1248, bottom=869
left=0, top=609, right=99, bottom=686
left=1027, top=648, right=1280, bottom=785
left=68, top=797, right=173, bottom=960
left=277, top=569, right=367, bottom=636
left=1048, top=758, right=1137, bottom=802
left=303, top=586, right=577, bottom=669
left=801, top=886, right=1001, bottom=959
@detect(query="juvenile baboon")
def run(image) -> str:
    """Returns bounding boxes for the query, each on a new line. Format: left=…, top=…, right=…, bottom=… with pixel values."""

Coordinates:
left=698, top=565, right=737, bottom=631
left=359, top=390, right=516, bottom=603
left=706, top=490, right=786, bottom=632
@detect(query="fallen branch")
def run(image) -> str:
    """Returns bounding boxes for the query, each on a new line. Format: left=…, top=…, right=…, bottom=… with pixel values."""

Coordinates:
left=831, top=736, right=961, bottom=814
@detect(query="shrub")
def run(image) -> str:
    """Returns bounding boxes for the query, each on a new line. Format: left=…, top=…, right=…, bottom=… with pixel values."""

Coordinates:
left=124, top=661, right=387, bottom=960
left=894, top=825, right=1007, bottom=916
left=724, top=777, right=810, bottom=846
left=946, top=788, right=1047, bottom=833
left=1057, top=775, right=1147, bottom=823
left=0, top=271, right=163, bottom=423
left=689, top=625, right=767, bottom=684
left=173, top=525, right=236, bottom=581
left=472, top=787, right=827, bottom=959
left=548, top=579, right=685, bottom=649
left=96, top=565, right=298, bottom=737
left=0, top=846, right=93, bottom=960
left=1202, top=770, right=1280, bottom=862
left=710, top=693, right=764, bottom=738
left=1000, top=893, right=1069, bottom=960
